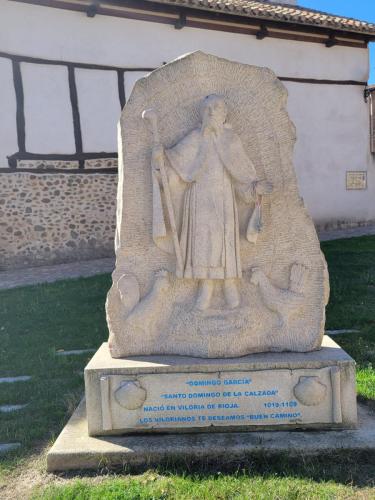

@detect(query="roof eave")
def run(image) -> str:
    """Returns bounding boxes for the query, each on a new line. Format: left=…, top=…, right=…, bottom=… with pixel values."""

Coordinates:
left=139, top=0, right=375, bottom=39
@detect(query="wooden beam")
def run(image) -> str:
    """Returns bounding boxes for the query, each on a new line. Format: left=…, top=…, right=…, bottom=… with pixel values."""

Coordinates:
left=117, top=69, right=126, bottom=109
left=256, top=24, right=268, bottom=40
left=87, top=0, right=100, bottom=17
left=174, top=10, right=186, bottom=30
left=0, top=51, right=154, bottom=72
left=325, top=33, right=337, bottom=48
left=0, top=167, right=118, bottom=174
left=0, top=51, right=368, bottom=87
left=12, top=60, right=26, bottom=158
left=8, top=152, right=118, bottom=161
left=67, top=66, right=84, bottom=168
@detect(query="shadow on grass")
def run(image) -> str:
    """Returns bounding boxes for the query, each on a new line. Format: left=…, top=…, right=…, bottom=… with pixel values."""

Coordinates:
left=358, top=395, right=375, bottom=412
left=49, top=450, right=375, bottom=489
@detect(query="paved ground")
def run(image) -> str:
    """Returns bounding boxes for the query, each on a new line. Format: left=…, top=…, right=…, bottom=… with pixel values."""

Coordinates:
left=1, top=225, right=375, bottom=290
left=0, top=257, right=115, bottom=290
left=318, top=224, right=375, bottom=241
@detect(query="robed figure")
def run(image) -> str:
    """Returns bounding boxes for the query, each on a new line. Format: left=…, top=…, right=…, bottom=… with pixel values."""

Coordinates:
left=150, top=95, right=272, bottom=310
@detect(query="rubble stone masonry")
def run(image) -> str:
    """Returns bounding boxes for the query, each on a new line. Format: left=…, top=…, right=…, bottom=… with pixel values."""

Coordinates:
left=0, top=172, right=117, bottom=270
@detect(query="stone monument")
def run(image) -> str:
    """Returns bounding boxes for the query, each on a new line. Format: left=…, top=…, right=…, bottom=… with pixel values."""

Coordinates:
left=84, top=52, right=356, bottom=437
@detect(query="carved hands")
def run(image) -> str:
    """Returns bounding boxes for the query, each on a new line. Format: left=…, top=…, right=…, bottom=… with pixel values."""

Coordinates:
left=237, top=180, right=273, bottom=204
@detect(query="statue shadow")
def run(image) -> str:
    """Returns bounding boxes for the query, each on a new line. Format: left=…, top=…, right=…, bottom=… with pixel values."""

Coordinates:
left=55, top=398, right=375, bottom=489
left=58, top=446, right=375, bottom=488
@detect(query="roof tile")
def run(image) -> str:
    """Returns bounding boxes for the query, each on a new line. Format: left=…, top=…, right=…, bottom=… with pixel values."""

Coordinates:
left=143, top=0, right=375, bottom=35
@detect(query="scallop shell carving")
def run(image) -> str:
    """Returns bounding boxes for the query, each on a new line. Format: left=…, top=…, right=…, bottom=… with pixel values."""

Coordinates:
left=293, top=376, right=327, bottom=406
left=114, top=380, right=147, bottom=410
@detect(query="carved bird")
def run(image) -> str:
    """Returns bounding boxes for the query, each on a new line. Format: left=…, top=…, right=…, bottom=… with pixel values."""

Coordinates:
left=250, top=263, right=308, bottom=328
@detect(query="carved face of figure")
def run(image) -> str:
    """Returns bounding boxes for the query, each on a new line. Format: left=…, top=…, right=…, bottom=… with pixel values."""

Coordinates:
left=201, top=95, right=227, bottom=130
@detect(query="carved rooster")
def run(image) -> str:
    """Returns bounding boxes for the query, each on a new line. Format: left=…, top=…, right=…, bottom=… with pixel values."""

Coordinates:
left=250, top=264, right=308, bottom=328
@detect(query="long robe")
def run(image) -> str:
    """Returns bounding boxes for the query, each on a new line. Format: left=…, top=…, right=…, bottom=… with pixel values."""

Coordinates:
left=153, top=125, right=258, bottom=279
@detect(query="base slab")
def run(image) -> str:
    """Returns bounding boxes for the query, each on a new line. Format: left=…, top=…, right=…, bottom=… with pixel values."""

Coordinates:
left=47, top=399, right=375, bottom=472
left=85, top=337, right=357, bottom=435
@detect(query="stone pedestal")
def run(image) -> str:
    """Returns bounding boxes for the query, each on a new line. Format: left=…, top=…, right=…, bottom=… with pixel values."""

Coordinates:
left=84, top=336, right=357, bottom=436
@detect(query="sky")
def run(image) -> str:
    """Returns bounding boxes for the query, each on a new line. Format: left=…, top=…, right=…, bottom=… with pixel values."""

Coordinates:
left=298, top=0, right=375, bottom=82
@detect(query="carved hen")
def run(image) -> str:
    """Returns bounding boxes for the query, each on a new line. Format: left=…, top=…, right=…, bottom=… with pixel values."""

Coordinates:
left=250, top=264, right=308, bottom=327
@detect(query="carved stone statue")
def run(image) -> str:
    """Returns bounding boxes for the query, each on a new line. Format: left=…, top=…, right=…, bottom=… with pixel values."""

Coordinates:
left=106, top=51, right=329, bottom=358
left=53, top=51, right=355, bottom=450
left=147, top=94, right=272, bottom=310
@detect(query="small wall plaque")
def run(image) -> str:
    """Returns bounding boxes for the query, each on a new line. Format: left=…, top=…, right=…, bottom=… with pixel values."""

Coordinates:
left=346, top=171, right=367, bottom=190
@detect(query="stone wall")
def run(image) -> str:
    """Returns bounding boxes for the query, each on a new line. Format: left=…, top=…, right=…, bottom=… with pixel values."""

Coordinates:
left=2, top=171, right=375, bottom=271
left=0, top=172, right=117, bottom=270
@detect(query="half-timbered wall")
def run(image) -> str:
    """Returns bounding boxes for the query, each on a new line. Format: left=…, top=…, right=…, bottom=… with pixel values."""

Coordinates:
left=0, top=0, right=373, bottom=268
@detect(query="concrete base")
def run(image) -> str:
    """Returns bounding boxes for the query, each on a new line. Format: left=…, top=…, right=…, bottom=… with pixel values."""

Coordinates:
left=47, top=399, right=375, bottom=472
left=85, top=337, right=357, bottom=435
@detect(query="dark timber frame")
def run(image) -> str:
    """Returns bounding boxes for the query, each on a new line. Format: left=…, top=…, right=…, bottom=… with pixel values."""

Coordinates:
left=2, top=0, right=373, bottom=174
left=12, top=60, right=26, bottom=156
left=68, top=66, right=84, bottom=168
left=1, top=50, right=154, bottom=173
left=1, top=49, right=368, bottom=174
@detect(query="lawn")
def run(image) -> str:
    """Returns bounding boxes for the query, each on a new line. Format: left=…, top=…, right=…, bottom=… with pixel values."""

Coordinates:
left=0, top=235, right=374, bottom=499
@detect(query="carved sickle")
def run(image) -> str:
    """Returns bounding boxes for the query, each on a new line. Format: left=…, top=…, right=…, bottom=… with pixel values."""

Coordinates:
left=142, top=108, right=184, bottom=278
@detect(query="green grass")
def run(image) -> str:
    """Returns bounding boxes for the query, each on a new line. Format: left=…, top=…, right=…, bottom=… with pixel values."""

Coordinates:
left=32, top=470, right=375, bottom=500
left=0, top=274, right=111, bottom=462
left=1, top=236, right=375, bottom=498
left=323, top=236, right=375, bottom=403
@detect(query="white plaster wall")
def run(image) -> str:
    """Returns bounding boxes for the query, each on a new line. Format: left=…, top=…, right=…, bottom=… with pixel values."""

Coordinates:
left=75, top=68, right=121, bottom=152
left=0, top=1, right=368, bottom=81
left=22, top=63, right=75, bottom=154
left=0, top=57, right=18, bottom=166
left=0, top=0, right=373, bottom=226
left=286, top=82, right=374, bottom=225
